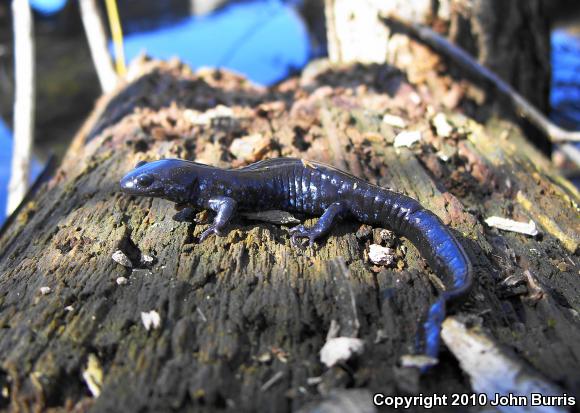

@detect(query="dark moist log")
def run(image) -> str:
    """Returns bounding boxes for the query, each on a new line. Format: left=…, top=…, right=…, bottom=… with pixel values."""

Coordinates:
left=0, top=60, right=578, bottom=412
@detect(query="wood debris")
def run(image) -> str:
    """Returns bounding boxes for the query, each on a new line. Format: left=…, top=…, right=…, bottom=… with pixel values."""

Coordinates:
left=230, top=134, right=271, bottom=163
left=260, top=371, right=284, bottom=392
left=484, top=216, right=539, bottom=236
left=196, top=307, right=208, bottom=323
left=441, top=317, right=566, bottom=412
left=184, top=104, right=235, bottom=126
left=432, top=113, right=453, bottom=138
left=240, top=210, right=300, bottom=224
left=368, top=244, right=394, bottom=265
left=394, top=130, right=422, bottom=148
left=39, top=286, right=51, bottom=295
left=82, top=354, right=103, bottom=398
left=140, top=254, right=154, bottom=266
left=523, top=270, right=545, bottom=302
left=382, top=113, right=407, bottom=128
left=111, top=250, right=133, bottom=267
left=141, top=310, right=161, bottom=331
left=320, top=337, right=365, bottom=367
left=400, top=354, right=438, bottom=369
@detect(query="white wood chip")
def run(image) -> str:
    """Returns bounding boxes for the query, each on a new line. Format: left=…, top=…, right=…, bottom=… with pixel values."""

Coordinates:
left=141, top=310, right=161, bottom=331
left=320, top=337, right=364, bottom=367
left=394, top=130, right=422, bottom=148
left=184, top=104, right=234, bottom=125
left=82, top=354, right=103, bottom=398
left=485, top=216, right=539, bottom=236
left=39, top=286, right=51, bottom=295
left=116, top=276, right=128, bottom=286
left=230, top=133, right=269, bottom=160
left=368, top=244, right=394, bottom=265
left=111, top=250, right=132, bottom=267
left=432, top=113, right=453, bottom=137
left=400, top=354, right=438, bottom=369
left=306, top=376, right=323, bottom=386
left=382, top=113, right=407, bottom=128
left=141, top=254, right=154, bottom=265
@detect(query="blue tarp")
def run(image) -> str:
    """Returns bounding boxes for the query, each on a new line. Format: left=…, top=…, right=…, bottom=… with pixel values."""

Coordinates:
left=120, top=0, right=310, bottom=85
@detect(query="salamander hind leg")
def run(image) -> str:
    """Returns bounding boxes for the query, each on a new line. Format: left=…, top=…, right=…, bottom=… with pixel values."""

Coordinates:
left=199, top=196, right=237, bottom=242
left=290, top=202, right=347, bottom=247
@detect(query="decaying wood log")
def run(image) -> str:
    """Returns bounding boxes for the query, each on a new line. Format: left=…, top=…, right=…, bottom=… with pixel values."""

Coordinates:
left=0, top=59, right=578, bottom=412
left=324, top=0, right=550, bottom=112
left=324, top=0, right=553, bottom=153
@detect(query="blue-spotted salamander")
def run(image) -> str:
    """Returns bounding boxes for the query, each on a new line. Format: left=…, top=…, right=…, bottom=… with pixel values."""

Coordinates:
left=120, top=157, right=473, bottom=365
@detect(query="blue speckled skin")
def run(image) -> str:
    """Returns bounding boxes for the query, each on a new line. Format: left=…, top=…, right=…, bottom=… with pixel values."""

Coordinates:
left=120, top=157, right=473, bottom=363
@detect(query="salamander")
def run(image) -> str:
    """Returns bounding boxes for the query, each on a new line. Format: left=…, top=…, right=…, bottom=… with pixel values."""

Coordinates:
left=120, top=157, right=473, bottom=364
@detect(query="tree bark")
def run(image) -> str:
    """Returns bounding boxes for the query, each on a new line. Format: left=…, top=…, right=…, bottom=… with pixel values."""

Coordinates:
left=0, top=59, right=578, bottom=412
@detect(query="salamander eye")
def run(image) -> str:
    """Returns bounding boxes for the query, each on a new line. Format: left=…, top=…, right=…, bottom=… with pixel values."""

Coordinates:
left=136, top=173, right=154, bottom=187
left=135, top=160, right=147, bottom=168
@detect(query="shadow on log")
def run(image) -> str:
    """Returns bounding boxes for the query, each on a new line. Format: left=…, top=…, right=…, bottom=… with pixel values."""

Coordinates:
left=0, top=59, right=578, bottom=412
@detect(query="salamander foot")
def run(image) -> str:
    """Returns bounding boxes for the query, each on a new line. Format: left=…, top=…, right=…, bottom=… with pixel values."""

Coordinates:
left=199, top=224, right=223, bottom=242
left=289, top=225, right=320, bottom=248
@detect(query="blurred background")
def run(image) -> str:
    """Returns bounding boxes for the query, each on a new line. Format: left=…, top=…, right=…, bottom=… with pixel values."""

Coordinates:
left=0, top=0, right=579, bottom=225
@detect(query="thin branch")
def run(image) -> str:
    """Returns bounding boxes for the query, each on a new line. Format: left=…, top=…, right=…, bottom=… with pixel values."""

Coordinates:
left=104, top=0, right=126, bottom=76
left=381, top=15, right=580, bottom=144
left=7, top=0, right=35, bottom=215
left=559, top=143, right=580, bottom=167
left=79, top=0, right=117, bottom=93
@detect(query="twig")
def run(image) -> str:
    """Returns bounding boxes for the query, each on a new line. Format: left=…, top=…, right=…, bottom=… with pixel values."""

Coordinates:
left=104, top=0, right=126, bottom=76
left=196, top=307, right=207, bottom=323
left=7, top=0, right=35, bottom=215
left=441, top=317, right=564, bottom=400
left=79, top=0, right=117, bottom=93
left=260, top=371, right=284, bottom=392
left=559, top=143, right=580, bottom=167
left=381, top=15, right=580, bottom=145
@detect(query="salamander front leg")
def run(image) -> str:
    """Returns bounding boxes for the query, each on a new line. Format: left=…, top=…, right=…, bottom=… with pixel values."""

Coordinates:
left=290, top=202, right=348, bottom=247
left=199, top=196, right=237, bottom=242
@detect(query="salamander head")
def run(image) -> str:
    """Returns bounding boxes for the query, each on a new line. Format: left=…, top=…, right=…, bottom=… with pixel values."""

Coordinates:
left=119, top=159, right=203, bottom=203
